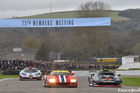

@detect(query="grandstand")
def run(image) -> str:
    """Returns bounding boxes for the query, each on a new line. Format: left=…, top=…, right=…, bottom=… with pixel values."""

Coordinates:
left=0, top=46, right=37, bottom=60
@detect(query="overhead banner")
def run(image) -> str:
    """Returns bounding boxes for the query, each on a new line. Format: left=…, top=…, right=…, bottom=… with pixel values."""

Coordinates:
left=0, top=17, right=111, bottom=27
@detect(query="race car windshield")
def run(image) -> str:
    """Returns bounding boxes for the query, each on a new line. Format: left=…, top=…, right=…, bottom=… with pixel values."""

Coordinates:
left=50, top=72, right=71, bottom=76
left=98, top=73, right=115, bottom=76
left=24, top=69, right=38, bottom=73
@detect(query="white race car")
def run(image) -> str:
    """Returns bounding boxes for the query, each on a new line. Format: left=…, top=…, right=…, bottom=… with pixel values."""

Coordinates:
left=19, top=67, right=42, bottom=81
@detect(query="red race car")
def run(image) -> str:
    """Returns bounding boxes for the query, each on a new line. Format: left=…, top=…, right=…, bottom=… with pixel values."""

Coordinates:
left=43, top=70, right=77, bottom=88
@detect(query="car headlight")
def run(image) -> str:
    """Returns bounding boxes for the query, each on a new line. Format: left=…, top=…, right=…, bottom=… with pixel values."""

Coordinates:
left=48, top=79, right=56, bottom=83
left=70, top=79, right=77, bottom=83
left=94, top=77, right=99, bottom=80
left=21, top=73, right=26, bottom=76
left=36, top=73, right=41, bottom=76
left=115, top=78, right=120, bottom=81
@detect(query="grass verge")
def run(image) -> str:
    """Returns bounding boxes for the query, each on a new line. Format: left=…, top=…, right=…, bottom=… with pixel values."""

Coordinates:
left=0, top=75, right=19, bottom=79
left=123, top=77, right=140, bottom=86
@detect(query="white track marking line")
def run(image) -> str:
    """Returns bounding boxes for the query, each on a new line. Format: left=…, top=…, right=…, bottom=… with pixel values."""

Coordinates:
left=0, top=78, right=15, bottom=82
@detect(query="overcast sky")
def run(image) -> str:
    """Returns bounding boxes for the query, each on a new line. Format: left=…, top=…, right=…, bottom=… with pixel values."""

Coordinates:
left=0, top=0, right=140, bottom=19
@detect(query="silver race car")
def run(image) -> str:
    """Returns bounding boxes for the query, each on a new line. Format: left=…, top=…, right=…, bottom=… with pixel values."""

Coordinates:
left=88, top=70, right=122, bottom=87
left=19, top=67, right=42, bottom=81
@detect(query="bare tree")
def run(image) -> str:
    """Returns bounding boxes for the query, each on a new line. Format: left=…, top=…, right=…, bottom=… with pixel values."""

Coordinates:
left=72, top=1, right=111, bottom=60
left=77, top=1, right=111, bottom=17
left=132, top=43, right=140, bottom=55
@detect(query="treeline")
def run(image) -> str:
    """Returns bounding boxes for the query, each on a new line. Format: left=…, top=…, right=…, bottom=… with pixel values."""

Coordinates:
left=109, top=9, right=140, bottom=57
left=111, top=19, right=140, bottom=31
left=119, top=9, right=140, bottom=19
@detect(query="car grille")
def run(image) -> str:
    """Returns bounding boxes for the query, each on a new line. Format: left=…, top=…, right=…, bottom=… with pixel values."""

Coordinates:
left=98, top=83, right=119, bottom=85
left=56, top=83, right=70, bottom=85
left=100, top=77, right=114, bottom=79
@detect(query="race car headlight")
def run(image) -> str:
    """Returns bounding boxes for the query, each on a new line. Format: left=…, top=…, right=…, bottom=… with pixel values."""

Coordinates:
left=21, top=73, right=26, bottom=76
left=115, top=78, right=120, bottom=81
left=48, top=79, right=56, bottom=83
left=70, top=79, right=77, bottom=83
left=115, top=76, right=121, bottom=81
left=94, top=77, right=99, bottom=80
left=36, top=73, right=41, bottom=76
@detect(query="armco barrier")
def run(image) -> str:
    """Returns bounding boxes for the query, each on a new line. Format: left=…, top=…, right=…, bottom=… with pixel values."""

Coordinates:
left=2, top=71, right=19, bottom=75
left=72, top=70, right=140, bottom=76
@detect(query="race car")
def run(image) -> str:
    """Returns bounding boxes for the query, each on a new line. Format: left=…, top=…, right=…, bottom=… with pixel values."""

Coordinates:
left=88, top=70, right=122, bottom=87
left=19, top=67, right=42, bottom=81
left=43, top=70, right=77, bottom=88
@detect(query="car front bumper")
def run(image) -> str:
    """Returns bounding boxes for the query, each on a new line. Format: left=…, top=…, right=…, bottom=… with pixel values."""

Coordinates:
left=19, top=75, right=42, bottom=79
left=47, top=82, right=77, bottom=87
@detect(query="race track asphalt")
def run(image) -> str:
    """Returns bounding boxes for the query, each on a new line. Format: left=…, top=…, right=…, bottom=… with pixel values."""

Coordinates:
left=0, top=76, right=139, bottom=93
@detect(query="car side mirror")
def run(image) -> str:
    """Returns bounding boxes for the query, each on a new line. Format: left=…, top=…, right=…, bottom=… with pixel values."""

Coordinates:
left=45, top=71, right=52, bottom=75
left=46, top=73, right=50, bottom=75
left=118, top=74, right=121, bottom=76
left=71, top=73, right=75, bottom=75
left=89, top=73, right=94, bottom=76
left=91, top=74, right=94, bottom=77
left=45, top=72, right=50, bottom=75
left=90, top=74, right=94, bottom=77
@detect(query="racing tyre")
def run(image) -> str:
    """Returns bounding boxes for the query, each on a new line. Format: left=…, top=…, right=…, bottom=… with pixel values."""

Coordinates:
left=88, top=79, right=94, bottom=87
left=44, top=85, right=47, bottom=87
left=119, top=83, right=122, bottom=87
left=44, top=82, right=51, bottom=88
left=89, top=81, right=97, bottom=87
left=69, top=86, right=77, bottom=88
left=44, top=82, right=47, bottom=87
left=19, top=78, right=23, bottom=81
left=89, top=84, right=92, bottom=87
left=37, top=78, right=42, bottom=80
left=46, top=86, right=51, bottom=88
left=89, top=83, right=94, bottom=87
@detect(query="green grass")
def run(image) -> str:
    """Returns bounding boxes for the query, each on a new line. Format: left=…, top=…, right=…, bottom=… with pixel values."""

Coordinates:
left=16, top=11, right=78, bottom=19
left=0, top=75, right=19, bottom=79
left=15, top=10, right=129, bottom=22
left=123, top=77, right=140, bottom=86
left=109, top=11, right=129, bottom=21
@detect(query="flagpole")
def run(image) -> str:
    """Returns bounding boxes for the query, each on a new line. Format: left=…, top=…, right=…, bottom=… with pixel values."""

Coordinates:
left=50, top=0, right=52, bottom=13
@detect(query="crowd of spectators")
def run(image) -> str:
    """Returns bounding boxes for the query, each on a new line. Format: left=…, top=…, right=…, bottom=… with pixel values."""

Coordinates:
left=52, top=62, right=119, bottom=70
left=0, top=59, right=120, bottom=73
left=0, top=60, right=47, bottom=71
